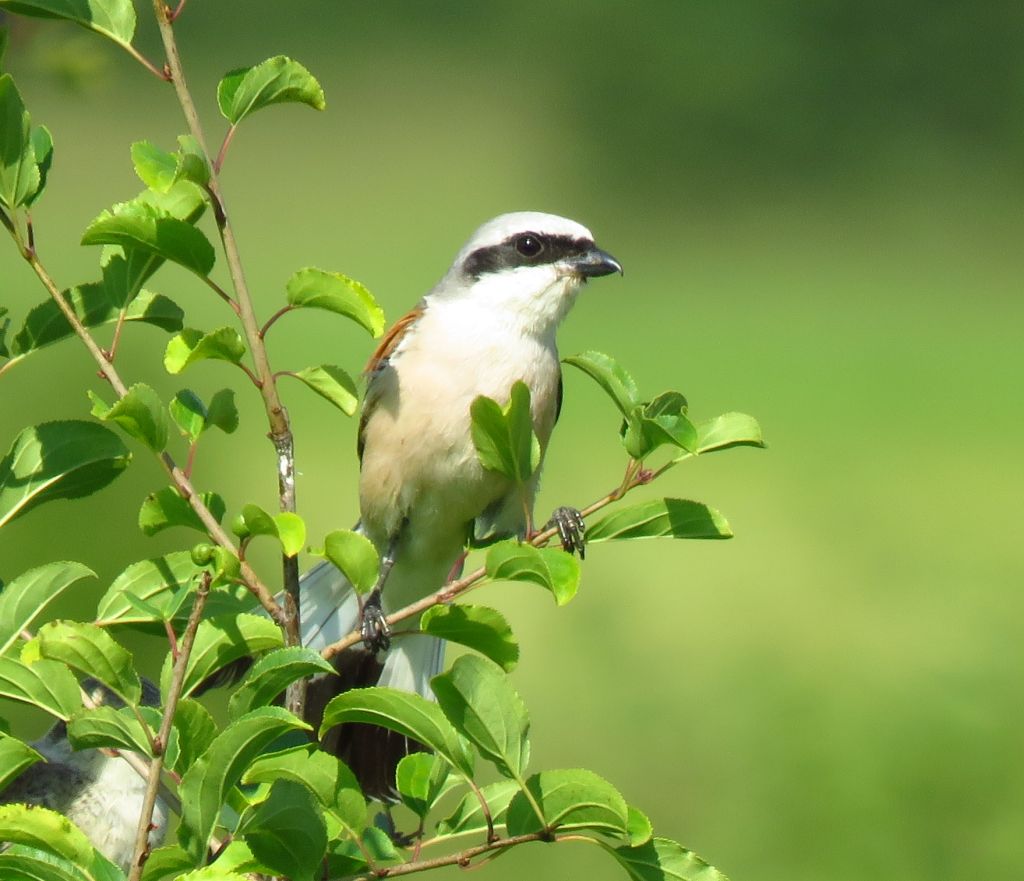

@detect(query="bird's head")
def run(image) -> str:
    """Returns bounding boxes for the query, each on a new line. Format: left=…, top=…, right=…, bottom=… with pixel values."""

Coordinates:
left=432, top=212, right=622, bottom=337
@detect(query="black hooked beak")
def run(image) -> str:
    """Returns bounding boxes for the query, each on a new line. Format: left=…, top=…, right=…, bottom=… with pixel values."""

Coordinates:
left=572, top=246, right=623, bottom=278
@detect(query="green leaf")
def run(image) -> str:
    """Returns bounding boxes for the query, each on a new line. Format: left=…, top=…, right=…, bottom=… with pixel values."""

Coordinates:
left=0, top=657, right=82, bottom=719
left=626, top=805, right=654, bottom=847
left=170, top=698, right=218, bottom=775
left=284, top=268, right=384, bottom=337
left=693, top=412, right=766, bottom=456
left=242, top=743, right=365, bottom=832
left=138, top=486, right=226, bottom=537
left=237, top=504, right=306, bottom=558
left=320, top=687, right=474, bottom=777
left=0, top=561, right=95, bottom=655
left=420, top=604, right=518, bottom=671
left=470, top=381, right=541, bottom=485
left=322, top=529, right=379, bottom=595
left=431, top=654, right=529, bottom=780
left=608, top=837, right=731, bottom=881
left=205, top=388, right=238, bottom=434
left=586, top=499, right=732, bottom=542
left=0, top=803, right=93, bottom=864
left=0, top=733, right=42, bottom=791
left=288, top=365, right=359, bottom=416
left=563, top=351, right=641, bottom=417
left=140, top=845, right=194, bottom=881
left=485, top=540, right=580, bottom=606
left=67, top=703, right=163, bottom=758
left=622, top=392, right=697, bottom=460
left=131, top=137, right=209, bottom=193
left=0, top=27, right=7, bottom=69
left=217, top=56, right=325, bottom=125
left=88, top=382, right=168, bottom=452
left=436, top=779, right=518, bottom=837
left=239, top=779, right=326, bottom=881
left=82, top=200, right=215, bottom=277
left=31, top=620, right=140, bottom=705
left=0, top=73, right=39, bottom=209
left=0, top=0, right=136, bottom=46
left=505, top=768, right=630, bottom=840
left=164, top=327, right=246, bottom=374
left=395, top=752, right=452, bottom=820
left=0, top=421, right=129, bottom=530
left=169, top=390, right=207, bottom=442
left=164, top=613, right=284, bottom=700
left=176, top=869, right=253, bottom=881
left=0, top=851, right=91, bottom=881
left=227, top=646, right=334, bottom=720
left=177, top=706, right=310, bottom=862
left=24, top=124, right=52, bottom=207
left=10, top=285, right=183, bottom=358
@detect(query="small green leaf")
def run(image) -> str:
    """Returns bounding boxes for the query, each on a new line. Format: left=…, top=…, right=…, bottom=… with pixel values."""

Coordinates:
left=0, top=733, right=42, bottom=791
left=217, top=56, right=325, bottom=125
left=694, top=412, right=765, bottom=456
left=284, top=268, right=384, bottom=337
left=242, top=743, right=365, bottom=832
left=586, top=499, right=732, bottom=542
left=485, top=540, right=580, bottom=605
left=0, top=73, right=39, bottom=209
left=10, top=285, right=184, bottom=357
left=0, top=421, right=130, bottom=530
left=24, top=124, right=52, bottom=207
left=320, top=687, right=474, bottom=777
left=32, top=620, right=140, bottom=705
left=436, top=779, right=519, bottom=837
left=239, top=779, right=327, bottom=881
left=608, top=837, right=731, bottom=881
left=205, top=389, right=238, bottom=434
left=0, top=803, right=93, bottom=864
left=237, top=504, right=306, bottom=558
left=470, top=381, right=541, bottom=485
left=563, top=351, right=641, bottom=417
left=626, top=805, right=654, bottom=847
left=138, top=486, right=226, bottom=537
left=227, top=646, right=334, bottom=720
left=169, top=389, right=207, bottom=442
left=0, top=0, right=136, bottom=46
left=322, top=529, right=379, bottom=595
left=178, top=706, right=310, bottom=862
left=140, top=845, right=195, bottom=881
left=164, top=327, right=246, bottom=374
left=432, top=654, right=529, bottom=780
left=420, top=604, right=518, bottom=671
left=171, top=698, right=218, bottom=775
left=89, top=382, right=169, bottom=452
left=164, top=613, right=284, bottom=700
left=505, top=768, right=630, bottom=839
left=67, top=703, right=162, bottom=758
left=0, top=657, right=82, bottom=720
left=0, top=561, right=95, bottom=655
left=131, top=137, right=210, bottom=193
left=395, top=752, right=452, bottom=820
left=82, top=199, right=216, bottom=277
left=622, top=392, right=697, bottom=460
left=176, top=868, right=253, bottom=881
left=288, top=365, right=358, bottom=416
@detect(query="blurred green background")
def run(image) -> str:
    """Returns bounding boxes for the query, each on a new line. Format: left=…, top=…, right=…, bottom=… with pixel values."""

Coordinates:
left=1, top=2, right=1022, bottom=879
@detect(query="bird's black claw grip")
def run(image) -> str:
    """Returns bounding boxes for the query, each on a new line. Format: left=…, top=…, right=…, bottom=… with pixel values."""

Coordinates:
left=547, top=506, right=586, bottom=559
left=360, top=589, right=391, bottom=652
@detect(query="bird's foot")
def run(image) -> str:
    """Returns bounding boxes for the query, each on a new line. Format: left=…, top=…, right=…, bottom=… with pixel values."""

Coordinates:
left=546, top=506, right=586, bottom=559
left=360, top=589, right=391, bottom=652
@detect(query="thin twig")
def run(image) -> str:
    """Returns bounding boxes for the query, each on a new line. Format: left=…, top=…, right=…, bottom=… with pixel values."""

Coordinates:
left=259, top=304, right=294, bottom=339
left=119, top=40, right=173, bottom=82
left=353, top=832, right=551, bottom=879
left=213, top=124, right=237, bottom=174
left=127, top=573, right=210, bottom=881
left=150, top=0, right=305, bottom=712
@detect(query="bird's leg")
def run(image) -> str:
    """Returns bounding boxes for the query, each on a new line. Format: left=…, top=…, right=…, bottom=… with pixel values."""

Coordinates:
left=360, top=524, right=405, bottom=653
left=545, top=506, right=587, bottom=559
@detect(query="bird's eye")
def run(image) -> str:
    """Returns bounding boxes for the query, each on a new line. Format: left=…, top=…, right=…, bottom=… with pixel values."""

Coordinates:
left=514, top=234, right=544, bottom=258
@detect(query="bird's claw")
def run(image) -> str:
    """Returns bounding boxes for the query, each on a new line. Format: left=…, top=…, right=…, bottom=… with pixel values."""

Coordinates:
left=547, top=506, right=586, bottom=559
left=360, top=590, right=391, bottom=652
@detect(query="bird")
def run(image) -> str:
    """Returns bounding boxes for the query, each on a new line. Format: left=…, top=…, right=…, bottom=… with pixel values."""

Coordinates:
left=299, top=211, right=622, bottom=799
left=0, top=677, right=168, bottom=872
